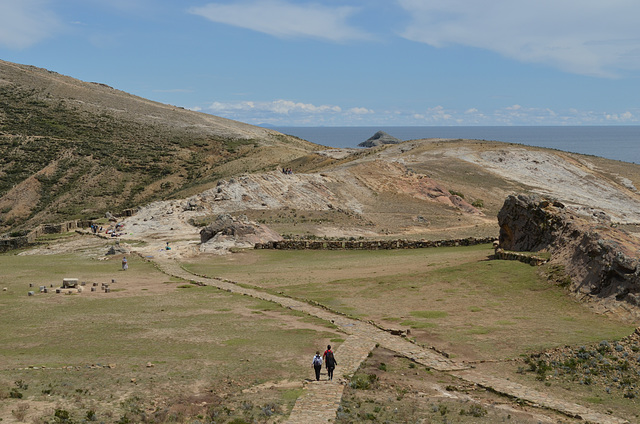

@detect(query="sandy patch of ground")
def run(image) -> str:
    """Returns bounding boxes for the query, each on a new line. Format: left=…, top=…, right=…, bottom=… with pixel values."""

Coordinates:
left=441, top=147, right=640, bottom=223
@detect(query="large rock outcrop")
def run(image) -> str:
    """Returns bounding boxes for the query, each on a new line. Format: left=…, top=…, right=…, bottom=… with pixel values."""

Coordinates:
left=498, top=194, right=640, bottom=310
left=199, top=214, right=282, bottom=253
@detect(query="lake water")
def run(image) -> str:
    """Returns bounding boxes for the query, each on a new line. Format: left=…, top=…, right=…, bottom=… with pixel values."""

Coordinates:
left=272, top=126, right=640, bottom=164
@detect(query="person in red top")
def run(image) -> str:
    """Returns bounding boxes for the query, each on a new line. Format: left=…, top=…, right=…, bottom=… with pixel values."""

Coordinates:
left=323, top=345, right=338, bottom=380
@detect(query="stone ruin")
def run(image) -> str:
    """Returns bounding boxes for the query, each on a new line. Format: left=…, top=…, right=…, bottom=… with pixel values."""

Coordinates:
left=62, top=278, right=78, bottom=288
left=27, top=278, right=115, bottom=296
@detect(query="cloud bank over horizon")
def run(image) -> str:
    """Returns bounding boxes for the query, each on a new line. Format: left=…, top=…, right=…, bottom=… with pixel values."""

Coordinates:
left=196, top=99, right=638, bottom=126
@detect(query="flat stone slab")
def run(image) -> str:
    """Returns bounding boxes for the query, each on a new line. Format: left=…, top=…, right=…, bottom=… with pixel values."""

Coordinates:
left=62, top=278, right=78, bottom=288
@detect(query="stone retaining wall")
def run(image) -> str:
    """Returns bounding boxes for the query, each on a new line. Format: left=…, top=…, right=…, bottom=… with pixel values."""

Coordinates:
left=494, top=248, right=548, bottom=266
left=255, top=236, right=495, bottom=251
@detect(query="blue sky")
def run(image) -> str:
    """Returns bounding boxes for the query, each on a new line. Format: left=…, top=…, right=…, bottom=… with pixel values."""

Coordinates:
left=1, top=0, right=639, bottom=126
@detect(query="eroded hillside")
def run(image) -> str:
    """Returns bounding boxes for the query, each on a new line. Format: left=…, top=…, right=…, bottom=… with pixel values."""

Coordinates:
left=0, top=60, right=321, bottom=231
left=117, top=139, right=640, bottom=257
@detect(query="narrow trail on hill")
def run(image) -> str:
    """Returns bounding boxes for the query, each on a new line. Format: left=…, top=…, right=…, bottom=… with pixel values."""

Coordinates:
left=150, top=257, right=630, bottom=424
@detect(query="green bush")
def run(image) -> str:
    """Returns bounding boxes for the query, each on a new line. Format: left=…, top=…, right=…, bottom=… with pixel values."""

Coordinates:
left=471, top=199, right=484, bottom=208
left=350, top=373, right=378, bottom=390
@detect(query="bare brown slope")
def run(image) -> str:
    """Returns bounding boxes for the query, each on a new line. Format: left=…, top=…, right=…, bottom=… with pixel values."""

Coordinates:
left=0, top=60, right=322, bottom=231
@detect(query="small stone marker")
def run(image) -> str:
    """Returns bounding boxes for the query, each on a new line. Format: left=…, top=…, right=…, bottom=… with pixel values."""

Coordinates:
left=28, top=291, right=34, bottom=296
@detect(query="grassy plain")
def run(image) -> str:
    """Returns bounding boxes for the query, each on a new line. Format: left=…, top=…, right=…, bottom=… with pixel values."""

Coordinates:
left=0, top=250, right=341, bottom=423
left=183, top=245, right=633, bottom=361
left=1, top=242, right=637, bottom=423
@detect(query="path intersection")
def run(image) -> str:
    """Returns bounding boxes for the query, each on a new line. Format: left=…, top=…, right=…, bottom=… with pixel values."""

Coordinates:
left=152, top=257, right=630, bottom=424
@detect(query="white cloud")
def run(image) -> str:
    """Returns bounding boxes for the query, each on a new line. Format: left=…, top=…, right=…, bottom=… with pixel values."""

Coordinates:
left=0, top=0, right=62, bottom=49
left=348, top=107, right=375, bottom=115
left=398, top=0, right=640, bottom=77
left=189, top=0, right=371, bottom=42
left=195, top=99, right=639, bottom=126
left=208, top=99, right=342, bottom=115
left=606, top=111, right=635, bottom=122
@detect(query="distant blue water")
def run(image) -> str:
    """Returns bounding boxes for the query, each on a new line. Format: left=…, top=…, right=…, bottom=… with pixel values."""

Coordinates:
left=272, top=126, right=640, bottom=164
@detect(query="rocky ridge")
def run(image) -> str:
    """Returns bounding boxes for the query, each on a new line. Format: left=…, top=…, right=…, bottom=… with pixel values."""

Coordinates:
left=498, top=194, right=640, bottom=316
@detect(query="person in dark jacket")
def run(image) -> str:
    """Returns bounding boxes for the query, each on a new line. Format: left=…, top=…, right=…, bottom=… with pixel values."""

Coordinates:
left=323, top=345, right=337, bottom=380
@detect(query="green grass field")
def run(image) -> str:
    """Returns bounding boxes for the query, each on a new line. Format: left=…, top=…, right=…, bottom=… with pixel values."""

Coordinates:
left=183, top=245, right=634, bottom=360
left=1, top=243, right=637, bottom=423
left=0, top=252, right=341, bottom=423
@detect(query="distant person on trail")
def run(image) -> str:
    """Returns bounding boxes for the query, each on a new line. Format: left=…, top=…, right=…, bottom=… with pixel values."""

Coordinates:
left=312, top=351, right=323, bottom=381
left=323, top=345, right=337, bottom=381
left=121, top=256, right=128, bottom=271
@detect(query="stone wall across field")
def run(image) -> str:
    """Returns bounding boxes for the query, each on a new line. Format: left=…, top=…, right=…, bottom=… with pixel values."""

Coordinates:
left=494, top=248, right=548, bottom=266
left=255, top=237, right=495, bottom=251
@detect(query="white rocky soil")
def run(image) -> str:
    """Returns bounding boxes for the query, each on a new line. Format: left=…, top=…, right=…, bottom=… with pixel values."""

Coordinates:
left=117, top=141, right=640, bottom=258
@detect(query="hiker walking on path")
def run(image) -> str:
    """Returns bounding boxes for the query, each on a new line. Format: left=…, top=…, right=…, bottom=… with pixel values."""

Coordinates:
left=312, top=351, right=323, bottom=381
left=122, top=256, right=128, bottom=271
left=323, top=345, right=337, bottom=381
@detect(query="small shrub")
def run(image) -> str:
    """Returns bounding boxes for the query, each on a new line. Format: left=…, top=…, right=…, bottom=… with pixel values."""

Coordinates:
left=439, top=404, right=449, bottom=416
left=471, top=199, right=484, bottom=208
left=86, top=409, right=97, bottom=421
left=12, top=403, right=30, bottom=421
left=464, top=405, right=488, bottom=417
left=9, top=388, right=23, bottom=399
left=350, top=374, right=377, bottom=390
left=378, top=363, right=387, bottom=371
left=54, top=409, right=72, bottom=423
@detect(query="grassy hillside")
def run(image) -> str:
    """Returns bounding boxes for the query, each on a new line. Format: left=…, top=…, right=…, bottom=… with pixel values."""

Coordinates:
left=0, top=60, right=321, bottom=231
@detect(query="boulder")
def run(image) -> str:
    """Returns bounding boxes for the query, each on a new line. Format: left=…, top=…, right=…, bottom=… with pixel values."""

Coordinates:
left=358, top=131, right=402, bottom=148
left=199, top=214, right=283, bottom=252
